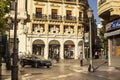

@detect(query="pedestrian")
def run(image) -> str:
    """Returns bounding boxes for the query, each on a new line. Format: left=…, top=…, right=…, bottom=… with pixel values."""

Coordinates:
left=95, top=51, right=99, bottom=59
left=79, top=52, right=83, bottom=66
left=55, top=49, right=59, bottom=63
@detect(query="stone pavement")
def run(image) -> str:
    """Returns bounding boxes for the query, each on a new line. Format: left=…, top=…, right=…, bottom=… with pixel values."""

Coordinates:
left=2, top=59, right=120, bottom=80
left=70, top=59, right=120, bottom=80
left=1, top=63, right=26, bottom=80
left=2, top=64, right=11, bottom=80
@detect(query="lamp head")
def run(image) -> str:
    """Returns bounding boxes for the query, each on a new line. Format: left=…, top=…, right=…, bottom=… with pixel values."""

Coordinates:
left=87, top=7, right=93, bottom=18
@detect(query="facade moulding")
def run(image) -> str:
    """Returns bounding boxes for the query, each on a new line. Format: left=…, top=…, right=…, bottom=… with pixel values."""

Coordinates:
left=34, top=2, right=45, bottom=6
left=65, top=5, right=75, bottom=9
left=50, top=3, right=61, bottom=7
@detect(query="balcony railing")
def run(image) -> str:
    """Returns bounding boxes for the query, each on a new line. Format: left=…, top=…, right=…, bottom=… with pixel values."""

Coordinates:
left=64, top=0, right=76, bottom=3
left=78, top=17, right=84, bottom=21
left=34, top=0, right=48, bottom=2
left=49, top=15, right=62, bottom=21
left=99, top=0, right=106, bottom=6
left=32, top=14, right=86, bottom=22
left=78, top=0, right=85, bottom=4
left=78, top=17, right=88, bottom=22
left=49, top=0, right=62, bottom=2
left=33, top=14, right=47, bottom=20
left=64, top=16, right=77, bottom=21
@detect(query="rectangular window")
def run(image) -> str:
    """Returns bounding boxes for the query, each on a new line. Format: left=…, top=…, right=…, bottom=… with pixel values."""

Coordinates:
left=116, top=37, right=120, bottom=56
left=111, top=35, right=120, bottom=67
left=51, top=9, right=57, bottom=19
left=36, top=8, right=42, bottom=18
left=66, top=10, right=72, bottom=16
left=79, top=12, right=82, bottom=18
left=112, top=36, right=120, bottom=56
left=79, top=12, right=82, bottom=21
left=66, top=10, right=72, bottom=20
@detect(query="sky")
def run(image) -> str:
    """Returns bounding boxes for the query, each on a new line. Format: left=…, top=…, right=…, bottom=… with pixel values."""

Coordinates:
left=88, top=0, right=101, bottom=24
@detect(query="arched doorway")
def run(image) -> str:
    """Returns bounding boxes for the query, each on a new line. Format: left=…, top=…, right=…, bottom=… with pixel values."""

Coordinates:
left=49, top=40, right=60, bottom=59
left=64, top=40, right=75, bottom=59
left=32, top=39, right=45, bottom=56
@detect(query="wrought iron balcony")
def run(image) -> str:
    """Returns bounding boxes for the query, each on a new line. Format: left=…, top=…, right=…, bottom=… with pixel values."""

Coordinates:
left=33, top=13, right=47, bottom=20
left=64, top=16, right=77, bottom=21
left=34, top=0, right=48, bottom=2
left=49, top=0, right=62, bottom=2
left=78, top=17, right=87, bottom=22
left=49, top=15, right=62, bottom=21
left=78, top=0, right=86, bottom=4
left=78, top=17, right=83, bottom=21
left=64, top=0, right=76, bottom=3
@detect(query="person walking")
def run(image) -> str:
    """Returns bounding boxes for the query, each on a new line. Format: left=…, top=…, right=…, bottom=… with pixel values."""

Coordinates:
left=79, top=52, right=83, bottom=66
left=56, top=49, right=59, bottom=63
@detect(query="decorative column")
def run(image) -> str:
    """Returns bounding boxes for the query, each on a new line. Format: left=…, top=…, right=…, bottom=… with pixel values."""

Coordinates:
left=75, top=24, right=78, bottom=36
left=60, top=24, right=64, bottom=34
left=108, top=39, right=112, bottom=66
left=45, top=23, right=48, bottom=35
left=60, top=43, right=64, bottom=59
left=82, top=40, right=85, bottom=59
left=75, top=41, right=78, bottom=59
left=44, top=43, right=49, bottom=59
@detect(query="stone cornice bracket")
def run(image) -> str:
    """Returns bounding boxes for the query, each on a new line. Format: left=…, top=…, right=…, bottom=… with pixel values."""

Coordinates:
left=50, top=4, right=60, bottom=7
left=78, top=6, right=84, bottom=10
left=65, top=5, right=74, bottom=9
left=34, top=2, right=45, bottom=6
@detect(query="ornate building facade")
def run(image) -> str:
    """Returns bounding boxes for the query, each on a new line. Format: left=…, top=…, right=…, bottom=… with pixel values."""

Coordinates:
left=98, top=0, right=120, bottom=67
left=9, top=0, right=89, bottom=59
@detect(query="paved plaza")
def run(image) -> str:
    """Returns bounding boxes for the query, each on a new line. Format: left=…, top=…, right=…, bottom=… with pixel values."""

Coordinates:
left=2, top=59, right=120, bottom=80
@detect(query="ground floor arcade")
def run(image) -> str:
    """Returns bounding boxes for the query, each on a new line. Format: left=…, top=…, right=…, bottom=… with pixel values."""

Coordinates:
left=18, top=34, right=84, bottom=59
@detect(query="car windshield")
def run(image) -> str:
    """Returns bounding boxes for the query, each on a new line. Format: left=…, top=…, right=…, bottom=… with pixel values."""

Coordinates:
left=31, top=56, right=37, bottom=59
left=32, top=55, right=45, bottom=60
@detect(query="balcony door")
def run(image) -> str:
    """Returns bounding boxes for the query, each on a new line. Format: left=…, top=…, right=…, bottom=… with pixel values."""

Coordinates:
left=66, top=10, right=72, bottom=20
left=51, top=9, right=57, bottom=19
left=36, top=8, right=42, bottom=18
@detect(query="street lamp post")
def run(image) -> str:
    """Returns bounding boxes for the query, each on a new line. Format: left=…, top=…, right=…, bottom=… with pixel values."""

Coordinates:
left=87, top=8, right=93, bottom=72
left=11, top=0, right=18, bottom=80
left=6, top=15, right=12, bottom=70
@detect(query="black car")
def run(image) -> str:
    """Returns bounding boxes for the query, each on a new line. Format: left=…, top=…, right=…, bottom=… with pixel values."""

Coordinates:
left=20, top=55, right=52, bottom=68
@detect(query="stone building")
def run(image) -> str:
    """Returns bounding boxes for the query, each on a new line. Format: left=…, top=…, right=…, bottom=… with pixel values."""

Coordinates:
left=98, top=0, right=120, bottom=67
left=9, top=0, right=89, bottom=59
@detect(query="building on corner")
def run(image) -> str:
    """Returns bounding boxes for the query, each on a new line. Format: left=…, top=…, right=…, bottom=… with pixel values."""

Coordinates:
left=98, top=0, right=120, bottom=67
left=8, top=0, right=91, bottom=60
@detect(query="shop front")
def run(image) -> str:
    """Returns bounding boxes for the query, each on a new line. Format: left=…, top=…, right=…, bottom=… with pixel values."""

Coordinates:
left=32, top=39, right=45, bottom=56
left=105, top=19, right=120, bottom=67
left=64, top=40, right=75, bottom=59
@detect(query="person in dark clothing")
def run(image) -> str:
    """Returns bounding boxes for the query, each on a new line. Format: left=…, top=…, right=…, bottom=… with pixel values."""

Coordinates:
left=55, top=50, right=59, bottom=63
left=79, top=52, right=83, bottom=66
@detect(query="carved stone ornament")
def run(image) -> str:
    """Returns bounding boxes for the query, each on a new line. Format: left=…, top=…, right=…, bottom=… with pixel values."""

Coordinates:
left=33, top=25, right=44, bottom=34
left=78, top=27, right=84, bottom=38
left=49, top=25, right=60, bottom=34
left=64, top=26, right=74, bottom=34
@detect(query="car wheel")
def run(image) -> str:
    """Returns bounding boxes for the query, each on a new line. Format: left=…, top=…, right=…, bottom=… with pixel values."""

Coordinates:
left=31, top=64, right=34, bottom=67
left=47, top=66, right=50, bottom=68
left=34, top=63, right=38, bottom=68
left=20, top=62, right=25, bottom=67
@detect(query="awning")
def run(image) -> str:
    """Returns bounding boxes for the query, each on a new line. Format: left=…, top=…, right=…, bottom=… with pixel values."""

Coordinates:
left=104, top=29, right=120, bottom=38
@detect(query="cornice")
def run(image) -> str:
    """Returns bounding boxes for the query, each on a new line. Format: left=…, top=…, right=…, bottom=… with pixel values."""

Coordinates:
left=34, top=2, right=45, bottom=6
